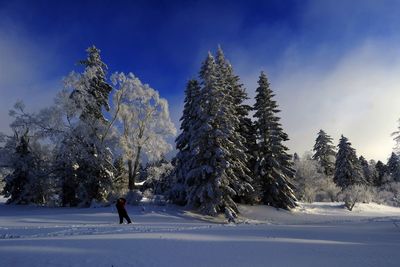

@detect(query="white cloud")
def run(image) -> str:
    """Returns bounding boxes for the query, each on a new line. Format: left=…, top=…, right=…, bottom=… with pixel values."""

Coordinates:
left=236, top=40, right=400, bottom=162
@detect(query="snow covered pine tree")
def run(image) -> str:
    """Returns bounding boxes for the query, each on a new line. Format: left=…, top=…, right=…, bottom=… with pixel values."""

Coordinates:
left=312, top=130, right=336, bottom=176
left=170, top=79, right=202, bottom=205
left=253, top=72, right=297, bottom=209
left=334, top=135, right=365, bottom=189
left=185, top=51, right=253, bottom=219
left=59, top=45, right=114, bottom=206
left=387, top=152, right=400, bottom=182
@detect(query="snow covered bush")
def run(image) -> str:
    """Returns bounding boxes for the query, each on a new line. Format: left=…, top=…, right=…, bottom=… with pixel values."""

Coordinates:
left=293, top=154, right=323, bottom=202
left=125, top=190, right=143, bottom=205
left=317, top=178, right=341, bottom=202
left=293, top=153, right=340, bottom=202
left=141, top=161, right=174, bottom=195
left=338, top=185, right=375, bottom=211
left=377, top=182, right=400, bottom=207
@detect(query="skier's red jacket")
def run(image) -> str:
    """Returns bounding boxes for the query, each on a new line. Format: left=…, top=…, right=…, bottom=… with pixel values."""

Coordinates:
left=116, top=198, right=127, bottom=211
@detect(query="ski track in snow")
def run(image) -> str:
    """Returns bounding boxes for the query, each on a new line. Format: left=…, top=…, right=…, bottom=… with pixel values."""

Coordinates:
left=1, top=202, right=400, bottom=240
left=0, top=223, right=223, bottom=240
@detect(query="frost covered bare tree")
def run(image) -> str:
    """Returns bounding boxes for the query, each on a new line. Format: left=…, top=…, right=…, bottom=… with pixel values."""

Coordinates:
left=293, top=153, right=339, bottom=202
left=338, top=184, right=375, bottom=211
left=111, top=72, right=176, bottom=191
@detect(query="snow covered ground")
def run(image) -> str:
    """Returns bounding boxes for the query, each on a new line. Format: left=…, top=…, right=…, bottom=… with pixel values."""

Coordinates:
left=1, top=196, right=400, bottom=267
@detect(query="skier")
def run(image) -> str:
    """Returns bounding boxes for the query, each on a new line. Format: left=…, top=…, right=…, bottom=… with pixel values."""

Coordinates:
left=116, top=197, right=132, bottom=224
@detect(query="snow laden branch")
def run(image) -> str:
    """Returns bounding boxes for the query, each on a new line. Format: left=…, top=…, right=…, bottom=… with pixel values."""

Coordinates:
left=111, top=72, right=176, bottom=191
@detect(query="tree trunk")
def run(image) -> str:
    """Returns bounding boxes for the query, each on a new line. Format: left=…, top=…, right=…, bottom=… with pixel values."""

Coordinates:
left=131, top=146, right=142, bottom=190
left=128, top=159, right=134, bottom=190
left=128, top=146, right=142, bottom=191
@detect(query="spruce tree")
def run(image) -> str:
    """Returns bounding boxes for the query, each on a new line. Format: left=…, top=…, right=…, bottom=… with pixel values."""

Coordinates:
left=359, top=156, right=373, bottom=185
left=375, top=160, right=387, bottom=186
left=253, top=71, right=297, bottom=209
left=312, top=130, right=336, bottom=176
left=71, top=45, right=113, bottom=123
left=215, top=47, right=255, bottom=202
left=56, top=133, right=81, bottom=207
left=334, top=135, right=365, bottom=189
left=113, top=156, right=127, bottom=191
left=170, top=79, right=201, bottom=204
left=2, top=130, right=50, bottom=204
left=58, top=46, right=114, bottom=206
left=3, top=131, right=32, bottom=204
left=185, top=52, right=253, bottom=218
left=387, top=152, right=400, bottom=182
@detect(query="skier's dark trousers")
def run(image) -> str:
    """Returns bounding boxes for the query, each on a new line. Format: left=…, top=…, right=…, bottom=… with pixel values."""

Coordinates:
left=116, top=198, right=132, bottom=224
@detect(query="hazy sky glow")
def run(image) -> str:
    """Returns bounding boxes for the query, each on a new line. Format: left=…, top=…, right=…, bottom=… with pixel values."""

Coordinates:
left=1, top=0, right=400, bottom=161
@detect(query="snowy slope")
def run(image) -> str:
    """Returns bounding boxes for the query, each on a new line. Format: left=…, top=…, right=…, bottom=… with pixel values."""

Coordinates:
left=1, top=198, right=400, bottom=267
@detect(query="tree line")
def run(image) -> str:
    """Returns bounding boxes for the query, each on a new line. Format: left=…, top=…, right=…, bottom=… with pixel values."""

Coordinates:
left=1, top=45, right=399, bottom=216
left=294, top=130, right=400, bottom=210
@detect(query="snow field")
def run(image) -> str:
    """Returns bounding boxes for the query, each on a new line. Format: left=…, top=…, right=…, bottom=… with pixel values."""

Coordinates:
left=1, top=200, right=400, bottom=267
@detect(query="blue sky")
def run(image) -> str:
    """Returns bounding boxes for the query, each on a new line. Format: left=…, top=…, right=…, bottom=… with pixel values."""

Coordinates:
left=1, top=0, right=400, bottom=161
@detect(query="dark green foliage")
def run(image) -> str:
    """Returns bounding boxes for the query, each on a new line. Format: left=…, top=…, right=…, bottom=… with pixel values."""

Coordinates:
left=3, top=131, right=51, bottom=205
left=58, top=46, right=114, bottom=206
left=3, top=133, right=31, bottom=204
left=113, top=156, right=127, bottom=188
left=387, top=152, right=400, bottom=182
left=215, top=47, right=255, bottom=203
left=359, top=156, right=373, bottom=185
left=72, top=45, right=113, bottom=123
left=170, top=79, right=201, bottom=205
left=375, top=160, right=387, bottom=186
left=334, top=135, right=365, bottom=189
left=185, top=51, right=253, bottom=217
left=312, top=130, right=336, bottom=176
left=253, top=72, right=297, bottom=209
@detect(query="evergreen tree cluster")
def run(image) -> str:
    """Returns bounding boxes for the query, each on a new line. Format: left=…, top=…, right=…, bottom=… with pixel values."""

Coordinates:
left=171, top=48, right=297, bottom=217
left=294, top=128, right=400, bottom=206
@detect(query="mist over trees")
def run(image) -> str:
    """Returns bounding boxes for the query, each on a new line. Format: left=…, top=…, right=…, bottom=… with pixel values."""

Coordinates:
left=293, top=129, right=400, bottom=210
